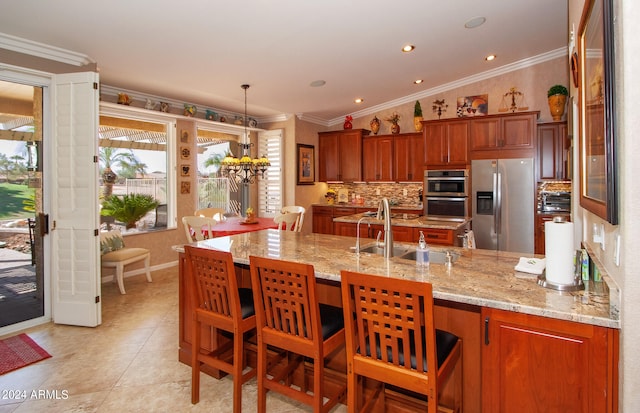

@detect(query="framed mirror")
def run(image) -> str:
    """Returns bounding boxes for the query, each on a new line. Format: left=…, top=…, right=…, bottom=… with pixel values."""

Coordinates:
left=578, top=0, right=618, bottom=224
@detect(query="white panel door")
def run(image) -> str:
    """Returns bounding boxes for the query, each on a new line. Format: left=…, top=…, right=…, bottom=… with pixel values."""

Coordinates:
left=51, top=72, right=101, bottom=327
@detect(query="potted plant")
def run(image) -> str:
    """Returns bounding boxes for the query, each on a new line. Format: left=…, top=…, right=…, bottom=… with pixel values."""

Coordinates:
left=385, top=112, right=401, bottom=134
left=100, top=193, right=159, bottom=230
left=547, top=84, right=568, bottom=121
left=414, top=101, right=423, bottom=132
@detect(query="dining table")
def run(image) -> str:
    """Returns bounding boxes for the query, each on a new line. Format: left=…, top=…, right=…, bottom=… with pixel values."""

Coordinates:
left=211, top=216, right=278, bottom=237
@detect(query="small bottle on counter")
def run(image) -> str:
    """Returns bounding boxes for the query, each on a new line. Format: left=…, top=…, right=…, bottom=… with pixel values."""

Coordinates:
left=416, top=231, right=430, bottom=268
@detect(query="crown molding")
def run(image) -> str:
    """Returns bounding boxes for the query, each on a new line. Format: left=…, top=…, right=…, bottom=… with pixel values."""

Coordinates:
left=325, top=47, right=569, bottom=127
left=0, top=32, right=94, bottom=66
left=295, top=113, right=330, bottom=126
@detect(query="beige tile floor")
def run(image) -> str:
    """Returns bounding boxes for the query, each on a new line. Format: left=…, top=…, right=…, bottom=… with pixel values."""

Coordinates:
left=0, top=267, right=347, bottom=413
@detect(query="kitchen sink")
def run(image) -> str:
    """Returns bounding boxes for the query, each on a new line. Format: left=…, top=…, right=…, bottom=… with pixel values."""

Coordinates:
left=355, top=244, right=411, bottom=256
left=398, top=250, right=460, bottom=264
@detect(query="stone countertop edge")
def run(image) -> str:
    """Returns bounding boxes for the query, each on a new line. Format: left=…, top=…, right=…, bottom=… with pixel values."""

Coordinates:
left=175, top=231, right=619, bottom=329
left=333, top=212, right=470, bottom=230
left=583, top=243, right=620, bottom=323
left=313, top=202, right=423, bottom=210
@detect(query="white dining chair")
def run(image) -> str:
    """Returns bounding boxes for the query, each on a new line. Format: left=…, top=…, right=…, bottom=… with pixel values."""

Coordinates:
left=281, top=206, right=305, bottom=230
left=274, top=212, right=301, bottom=232
left=182, top=216, right=217, bottom=242
left=194, top=207, right=226, bottom=222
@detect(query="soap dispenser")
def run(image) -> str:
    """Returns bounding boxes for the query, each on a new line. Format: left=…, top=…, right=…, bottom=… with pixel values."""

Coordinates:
left=416, top=231, right=430, bottom=267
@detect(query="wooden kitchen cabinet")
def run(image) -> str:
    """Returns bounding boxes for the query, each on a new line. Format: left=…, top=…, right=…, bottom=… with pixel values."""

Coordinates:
left=423, top=119, right=470, bottom=168
left=537, top=121, right=569, bottom=180
left=534, top=213, right=570, bottom=254
left=363, top=135, right=394, bottom=182
left=470, top=111, right=538, bottom=159
left=312, top=205, right=359, bottom=234
left=394, top=132, right=424, bottom=182
left=413, top=227, right=455, bottom=245
left=482, top=307, right=618, bottom=413
left=318, top=129, right=369, bottom=182
left=312, top=206, right=335, bottom=234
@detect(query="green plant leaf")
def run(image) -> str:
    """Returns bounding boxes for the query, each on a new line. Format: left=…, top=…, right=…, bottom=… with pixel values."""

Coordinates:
left=100, top=193, right=159, bottom=228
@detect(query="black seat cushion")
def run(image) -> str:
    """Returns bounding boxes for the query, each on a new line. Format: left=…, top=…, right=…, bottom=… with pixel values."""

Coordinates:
left=238, top=288, right=255, bottom=319
left=363, top=327, right=459, bottom=371
left=319, top=303, right=345, bottom=340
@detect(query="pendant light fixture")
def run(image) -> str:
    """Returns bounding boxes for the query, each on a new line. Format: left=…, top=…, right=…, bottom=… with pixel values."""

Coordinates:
left=221, top=84, right=270, bottom=184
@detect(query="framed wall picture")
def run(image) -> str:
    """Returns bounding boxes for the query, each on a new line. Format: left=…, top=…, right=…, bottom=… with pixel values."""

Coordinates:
left=180, top=130, right=189, bottom=143
left=297, top=144, right=315, bottom=185
left=456, top=94, right=488, bottom=117
left=180, top=146, right=191, bottom=160
left=578, top=0, right=618, bottom=224
left=180, top=164, right=190, bottom=177
left=180, top=181, right=191, bottom=194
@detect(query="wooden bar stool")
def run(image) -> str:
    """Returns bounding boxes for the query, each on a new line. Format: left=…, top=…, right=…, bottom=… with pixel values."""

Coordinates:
left=340, top=270, right=462, bottom=413
left=249, top=256, right=347, bottom=413
left=184, top=246, right=256, bottom=413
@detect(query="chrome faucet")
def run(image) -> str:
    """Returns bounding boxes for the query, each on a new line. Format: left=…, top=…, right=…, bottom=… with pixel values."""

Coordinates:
left=355, top=216, right=369, bottom=256
left=376, top=197, right=394, bottom=258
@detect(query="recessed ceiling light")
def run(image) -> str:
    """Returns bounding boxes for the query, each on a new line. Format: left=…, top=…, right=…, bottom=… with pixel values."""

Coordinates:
left=414, top=79, right=424, bottom=84
left=485, top=54, right=496, bottom=61
left=310, top=80, right=326, bottom=87
left=465, top=16, right=486, bottom=29
left=402, top=44, right=415, bottom=53
left=354, top=98, right=364, bottom=104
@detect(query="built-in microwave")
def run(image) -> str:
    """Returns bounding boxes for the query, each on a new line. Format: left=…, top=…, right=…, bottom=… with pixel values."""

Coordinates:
left=424, top=169, right=469, bottom=197
left=423, top=169, right=469, bottom=220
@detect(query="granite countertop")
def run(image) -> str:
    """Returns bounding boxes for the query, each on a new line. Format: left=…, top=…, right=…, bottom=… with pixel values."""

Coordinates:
left=333, top=212, right=470, bottom=230
left=176, top=230, right=619, bottom=329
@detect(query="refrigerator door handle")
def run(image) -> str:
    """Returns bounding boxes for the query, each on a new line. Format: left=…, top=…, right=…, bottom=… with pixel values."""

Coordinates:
left=496, top=172, right=502, bottom=235
left=492, top=172, right=498, bottom=234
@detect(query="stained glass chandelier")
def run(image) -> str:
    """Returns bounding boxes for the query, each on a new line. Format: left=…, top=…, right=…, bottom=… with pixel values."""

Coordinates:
left=221, top=84, right=270, bottom=184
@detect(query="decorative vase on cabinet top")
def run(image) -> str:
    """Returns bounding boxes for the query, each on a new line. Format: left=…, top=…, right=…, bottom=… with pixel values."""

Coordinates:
left=414, top=116, right=424, bottom=132
left=548, top=95, right=567, bottom=121
left=370, top=116, right=380, bottom=135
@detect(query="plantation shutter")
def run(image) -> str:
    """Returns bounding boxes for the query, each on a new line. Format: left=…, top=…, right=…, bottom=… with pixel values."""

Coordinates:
left=51, top=72, right=101, bottom=327
left=257, top=129, right=282, bottom=217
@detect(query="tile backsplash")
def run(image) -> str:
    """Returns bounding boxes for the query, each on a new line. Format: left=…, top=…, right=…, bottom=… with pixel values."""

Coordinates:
left=327, top=182, right=423, bottom=207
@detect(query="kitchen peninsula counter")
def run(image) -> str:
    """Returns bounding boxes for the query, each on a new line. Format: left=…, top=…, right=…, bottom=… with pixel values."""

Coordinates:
left=178, top=230, right=618, bottom=328
left=176, top=230, right=619, bottom=412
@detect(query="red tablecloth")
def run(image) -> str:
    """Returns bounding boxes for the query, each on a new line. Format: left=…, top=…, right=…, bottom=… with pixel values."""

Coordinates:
left=212, top=217, right=278, bottom=237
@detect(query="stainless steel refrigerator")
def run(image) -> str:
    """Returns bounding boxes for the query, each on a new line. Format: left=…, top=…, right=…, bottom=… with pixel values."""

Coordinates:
left=471, top=158, right=534, bottom=253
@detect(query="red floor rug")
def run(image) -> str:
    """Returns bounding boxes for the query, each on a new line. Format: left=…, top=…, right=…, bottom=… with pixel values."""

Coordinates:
left=0, top=333, right=51, bottom=375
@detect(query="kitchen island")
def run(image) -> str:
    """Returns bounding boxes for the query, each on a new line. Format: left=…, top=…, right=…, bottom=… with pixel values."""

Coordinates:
left=176, top=230, right=619, bottom=413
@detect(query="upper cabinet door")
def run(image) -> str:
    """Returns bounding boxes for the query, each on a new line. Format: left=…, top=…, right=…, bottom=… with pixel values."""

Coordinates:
left=470, top=117, right=501, bottom=151
left=318, top=133, right=340, bottom=181
left=363, top=135, right=394, bottom=181
left=394, top=133, right=423, bottom=182
left=318, top=129, right=368, bottom=182
left=424, top=119, right=469, bottom=168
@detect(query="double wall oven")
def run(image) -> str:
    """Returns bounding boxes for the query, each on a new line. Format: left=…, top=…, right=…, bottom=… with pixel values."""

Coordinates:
left=423, top=169, right=469, bottom=221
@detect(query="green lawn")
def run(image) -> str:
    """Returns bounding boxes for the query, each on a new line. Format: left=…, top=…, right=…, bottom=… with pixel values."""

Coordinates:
left=0, top=183, right=35, bottom=220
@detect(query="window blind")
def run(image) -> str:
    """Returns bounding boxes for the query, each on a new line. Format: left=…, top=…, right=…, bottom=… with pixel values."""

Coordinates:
left=257, top=130, right=282, bottom=217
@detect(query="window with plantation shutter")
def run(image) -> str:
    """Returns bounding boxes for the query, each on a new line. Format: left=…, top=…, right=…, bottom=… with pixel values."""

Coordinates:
left=257, top=130, right=282, bottom=217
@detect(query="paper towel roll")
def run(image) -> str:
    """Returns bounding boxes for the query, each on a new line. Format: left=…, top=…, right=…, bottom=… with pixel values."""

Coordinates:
left=545, top=220, right=575, bottom=285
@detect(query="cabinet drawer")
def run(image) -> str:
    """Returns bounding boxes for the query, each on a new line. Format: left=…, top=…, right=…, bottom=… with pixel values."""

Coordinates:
left=413, top=227, right=454, bottom=245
